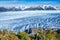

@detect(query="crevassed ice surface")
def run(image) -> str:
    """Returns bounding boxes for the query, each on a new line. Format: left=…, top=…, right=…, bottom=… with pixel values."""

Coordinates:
left=0, top=11, right=60, bottom=32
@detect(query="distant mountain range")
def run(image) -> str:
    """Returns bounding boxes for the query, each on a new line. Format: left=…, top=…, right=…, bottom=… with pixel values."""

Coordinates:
left=0, top=5, right=60, bottom=12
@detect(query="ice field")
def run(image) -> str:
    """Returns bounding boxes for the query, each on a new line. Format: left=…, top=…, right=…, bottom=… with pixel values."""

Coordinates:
left=0, top=10, right=60, bottom=32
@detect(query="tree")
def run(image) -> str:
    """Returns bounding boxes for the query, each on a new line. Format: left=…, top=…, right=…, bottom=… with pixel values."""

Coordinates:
left=17, top=31, right=31, bottom=40
left=45, top=29, right=56, bottom=40
left=38, top=28, right=45, bottom=40
left=56, top=32, right=60, bottom=40
left=0, top=29, right=20, bottom=40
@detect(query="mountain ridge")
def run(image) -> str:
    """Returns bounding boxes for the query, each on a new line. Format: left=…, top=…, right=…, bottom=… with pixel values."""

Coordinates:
left=0, top=5, right=60, bottom=12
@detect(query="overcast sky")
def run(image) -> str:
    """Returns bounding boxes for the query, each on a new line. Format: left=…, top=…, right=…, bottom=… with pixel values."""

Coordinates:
left=0, top=0, right=60, bottom=7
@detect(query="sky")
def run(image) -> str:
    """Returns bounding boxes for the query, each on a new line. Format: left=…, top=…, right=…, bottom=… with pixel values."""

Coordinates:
left=0, top=0, right=60, bottom=7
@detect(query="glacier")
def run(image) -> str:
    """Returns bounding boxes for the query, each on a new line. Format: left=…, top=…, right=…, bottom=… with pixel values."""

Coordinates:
left=0, top=10, right=60, bottom=32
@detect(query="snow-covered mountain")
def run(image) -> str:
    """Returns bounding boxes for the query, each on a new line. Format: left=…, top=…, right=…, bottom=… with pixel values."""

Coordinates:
left=24, top=5, right=57, bottom=10
left=0, top=5, right=60, bottom=12
left=0, top=7, right=22, bottom=12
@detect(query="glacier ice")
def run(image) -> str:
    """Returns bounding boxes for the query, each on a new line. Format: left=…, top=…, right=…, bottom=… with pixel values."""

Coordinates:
left=0, top=11, right=60, bottom=32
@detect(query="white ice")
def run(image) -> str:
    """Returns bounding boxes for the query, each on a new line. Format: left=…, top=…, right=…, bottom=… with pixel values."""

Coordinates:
left=0, top=10, right=60, bottom=20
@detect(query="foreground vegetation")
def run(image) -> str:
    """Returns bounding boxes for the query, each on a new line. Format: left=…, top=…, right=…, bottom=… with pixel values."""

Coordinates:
left=0, top=29, right=60, bottom=40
